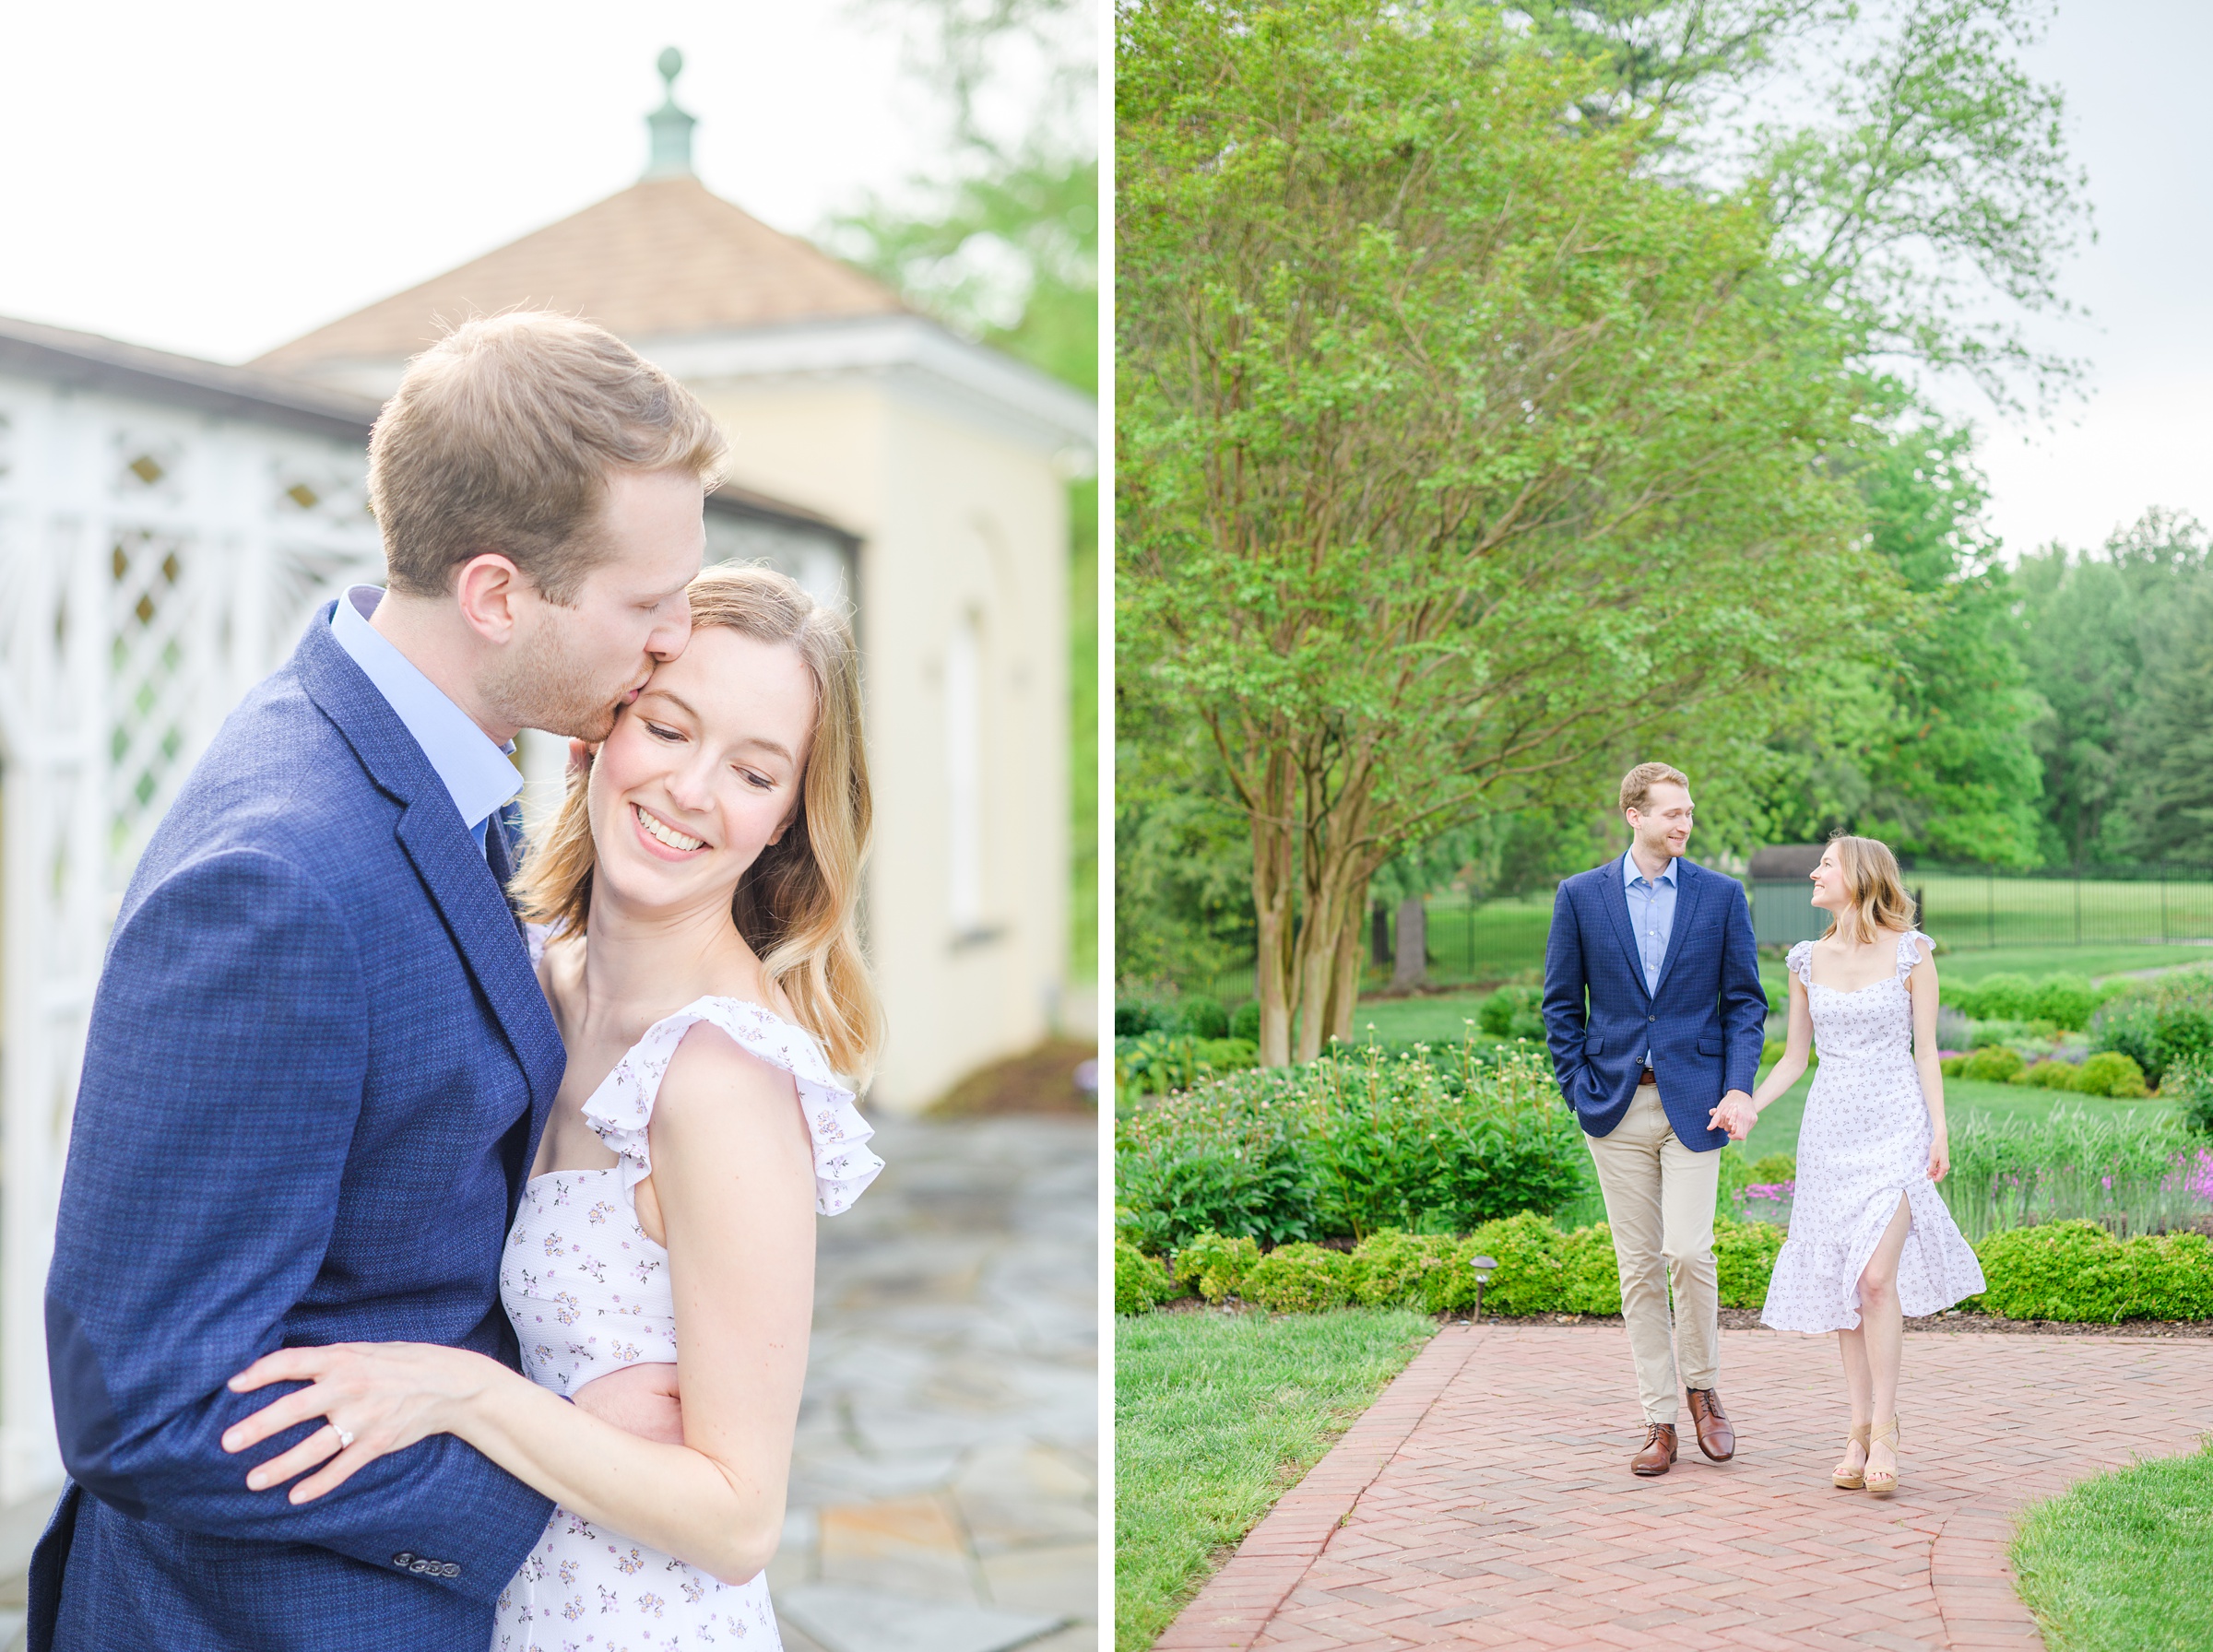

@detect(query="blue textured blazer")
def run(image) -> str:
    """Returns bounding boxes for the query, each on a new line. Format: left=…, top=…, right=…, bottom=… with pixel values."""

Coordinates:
left=30, top=609, right=565, bottom=1651
left=1541, top=856, right=1767, bottom=1146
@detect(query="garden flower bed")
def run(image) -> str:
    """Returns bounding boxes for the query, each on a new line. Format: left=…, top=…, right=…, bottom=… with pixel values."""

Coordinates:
left=1115, top=1042, right=1587, bottom=1251
left=1117, top=1031, right=2213, bottom=1326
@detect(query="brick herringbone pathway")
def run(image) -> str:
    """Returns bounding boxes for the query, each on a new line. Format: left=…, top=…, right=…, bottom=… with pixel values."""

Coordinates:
left=1156, top=1325, right=2213, bottom=1652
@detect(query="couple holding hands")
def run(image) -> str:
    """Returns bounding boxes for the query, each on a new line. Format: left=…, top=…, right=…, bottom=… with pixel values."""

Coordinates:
left=1544, top=762, right=1985, bottom=1495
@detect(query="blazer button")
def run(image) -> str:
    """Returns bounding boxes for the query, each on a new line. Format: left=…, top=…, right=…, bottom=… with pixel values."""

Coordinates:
left=443, top=1563, right=462, bottom=1577
left=393, top=1552, right=415, bottom=1569
left=1648, top=1015, right=1656, bottom=1022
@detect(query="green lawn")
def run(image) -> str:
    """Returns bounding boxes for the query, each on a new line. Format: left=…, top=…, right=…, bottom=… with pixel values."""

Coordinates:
left=1330, top=997, right=2183, bottom=1163
left=1737, top=1068, right=2183, bottom=1161
left=1915, top=872, right=2213, bottom=952
left=2011, top=1439, right=2213, bottom=1652
left=1921, top=942, right=2213, bottom=983
left=1350, top=942, right=2213, bottom=1048
left=1115, top=1308, right=1434, bottom=1651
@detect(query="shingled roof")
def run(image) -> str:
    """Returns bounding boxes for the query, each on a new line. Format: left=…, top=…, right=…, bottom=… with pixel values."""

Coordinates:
left=253, top=175, right=907, bottom=374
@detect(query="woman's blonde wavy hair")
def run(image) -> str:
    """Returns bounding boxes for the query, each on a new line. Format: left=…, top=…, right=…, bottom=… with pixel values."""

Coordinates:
left=1822, top=833, right=1917, bottom=946
left=514, top=562, right=882, bottom=1083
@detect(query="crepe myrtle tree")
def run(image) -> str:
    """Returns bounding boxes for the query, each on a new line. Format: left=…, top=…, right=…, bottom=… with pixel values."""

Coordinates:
left=1118, top=0, right=1898, bottom=1065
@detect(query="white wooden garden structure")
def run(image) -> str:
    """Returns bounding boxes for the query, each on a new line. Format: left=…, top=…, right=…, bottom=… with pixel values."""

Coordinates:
left=0, top=318, right=388, bottom=1499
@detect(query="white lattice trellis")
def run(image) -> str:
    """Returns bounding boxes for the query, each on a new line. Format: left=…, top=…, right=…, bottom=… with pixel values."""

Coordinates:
left=0, top=372, right=382, bottom=1500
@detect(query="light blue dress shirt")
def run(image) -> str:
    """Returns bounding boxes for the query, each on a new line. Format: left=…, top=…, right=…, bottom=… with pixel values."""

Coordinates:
left=1623, top=849, right=1678, bottom=1063
left=329, top=586, right=520, bottom=853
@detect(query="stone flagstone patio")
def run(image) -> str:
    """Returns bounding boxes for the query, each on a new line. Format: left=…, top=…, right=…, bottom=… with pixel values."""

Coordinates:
left=772, top=1114, right=1098, bottom=1652
left=1156, top=1322, right=2213, bottom=1652
left=0, top=1112, right=1097, bottom=1652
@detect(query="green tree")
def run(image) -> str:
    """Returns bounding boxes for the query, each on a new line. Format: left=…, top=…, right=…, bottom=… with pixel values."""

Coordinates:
left=1112, top=712, right=1258, bottom=990
left=831, top=0, right=1100, bottom=976
left=1751, top=0, right=2089, bottom=408
left=2120, top=579, right=2213, bottom=866
left=2015, top=511, right=2210, bottom=863
left=1748, top=414, right=2041, bottom=862
left=1118, top=0, right=1888, bottom=1063
left=1511, top=1, right=2093, bottom=406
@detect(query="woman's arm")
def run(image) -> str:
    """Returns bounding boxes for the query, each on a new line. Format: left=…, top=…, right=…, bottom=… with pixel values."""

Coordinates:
left=1735, top=974, right=1812, bottom=1133
left=224, top=1027, right=818, bottom=1586
left=1908, top=942, right=1948, bottom=1180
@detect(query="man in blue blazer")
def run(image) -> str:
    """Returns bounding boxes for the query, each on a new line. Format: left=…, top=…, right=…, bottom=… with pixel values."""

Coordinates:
left=1542, top=761, right=1767, bottom=1478
left=31, top=314, right=726, bottom=1650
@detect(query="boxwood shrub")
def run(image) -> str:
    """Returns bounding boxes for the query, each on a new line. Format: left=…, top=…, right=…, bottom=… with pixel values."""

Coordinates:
left=1961, top=1045, right=2025, bottom=1082
left=1971, top=1221, right=2213, bottom=1323
left=1244, top=1242, right=1355, bottom=1313
left=1116, top=1239, right=1179, bottom=1316
left=1124, top=1215, right=2213, bottom=1324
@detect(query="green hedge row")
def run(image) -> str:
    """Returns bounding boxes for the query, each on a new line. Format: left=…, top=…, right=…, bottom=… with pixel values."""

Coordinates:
left=1942, top=1046, right=2149, bottom=1097
left=1118, top=1217, right=2213, bottom=1323
left=1115, top=1211, right=1785, bottom=1316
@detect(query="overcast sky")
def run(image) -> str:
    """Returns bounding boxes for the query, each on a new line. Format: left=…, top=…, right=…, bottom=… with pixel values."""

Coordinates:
left=1931, top=0, right=2213, bottom=560
left=0, top=0, right=957, bottom=362
left=0, top=2, right=2192, bottom=559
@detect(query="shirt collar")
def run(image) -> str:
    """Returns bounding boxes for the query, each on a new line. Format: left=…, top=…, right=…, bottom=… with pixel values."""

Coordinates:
left=1622, top=849, right=1678, bottom=891
left=329, top=586, right=520, bottom=832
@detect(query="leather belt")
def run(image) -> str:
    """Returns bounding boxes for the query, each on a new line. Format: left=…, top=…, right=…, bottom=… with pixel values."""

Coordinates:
left=1638, top=1067, right=1657, bottom=1087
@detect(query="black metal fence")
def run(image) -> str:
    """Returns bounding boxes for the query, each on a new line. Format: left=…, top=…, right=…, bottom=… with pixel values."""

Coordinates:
left=1182, top=861, right=2213, bottom=1006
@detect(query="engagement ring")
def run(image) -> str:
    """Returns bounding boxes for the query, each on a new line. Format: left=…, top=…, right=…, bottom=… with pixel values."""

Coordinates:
left=336, top=1428, right=355, bottom=1449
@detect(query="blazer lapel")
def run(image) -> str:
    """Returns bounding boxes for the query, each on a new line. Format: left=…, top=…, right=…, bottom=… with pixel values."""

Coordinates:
left=1651, top=861, right=1706, bottom=998
left=291, top=611, right=563, bottom=1157
left=1598, top=857, right=1650, bottom=998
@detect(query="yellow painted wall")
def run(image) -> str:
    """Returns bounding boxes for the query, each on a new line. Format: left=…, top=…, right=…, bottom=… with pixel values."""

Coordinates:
left=692, top=378, right=1070, bottom=1111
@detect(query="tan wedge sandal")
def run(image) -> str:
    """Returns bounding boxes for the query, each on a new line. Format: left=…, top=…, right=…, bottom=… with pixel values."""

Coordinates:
left=1832, top=1422, right=1871, bottom=1489
left=1864, top=1418, right=1900, bottom=1498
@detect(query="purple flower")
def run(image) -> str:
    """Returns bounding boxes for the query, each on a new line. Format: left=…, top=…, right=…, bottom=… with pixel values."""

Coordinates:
left=2166, top=1147, right=2213, bottom=1206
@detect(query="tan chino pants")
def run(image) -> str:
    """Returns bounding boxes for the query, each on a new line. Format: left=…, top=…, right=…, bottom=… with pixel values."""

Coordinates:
left=1583, top=1081, right=1721, bottom=1425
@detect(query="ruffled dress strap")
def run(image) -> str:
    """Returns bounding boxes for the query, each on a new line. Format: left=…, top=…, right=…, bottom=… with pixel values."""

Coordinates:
left=581, top=997, right=882, bottom=1217
left=1894, top=928, right=1934, bottom=979
left=1785, top=939, right=1815, bottom=985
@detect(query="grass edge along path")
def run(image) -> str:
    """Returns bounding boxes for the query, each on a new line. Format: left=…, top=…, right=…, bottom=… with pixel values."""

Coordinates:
left=2010, top=1434, right=2213, bottom=1652
left=1113, top=1307, right=1435, bottom=1652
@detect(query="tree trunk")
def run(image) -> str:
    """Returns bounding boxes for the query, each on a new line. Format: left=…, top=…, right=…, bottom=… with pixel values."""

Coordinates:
left=1249, top=753, right=1297, bottom=1068
left=1324, top=890, right=1367, bottom=1047
left=1292, top=839, right=1382, bottom=1061
left=1392, top=895, right=1427, bottom=990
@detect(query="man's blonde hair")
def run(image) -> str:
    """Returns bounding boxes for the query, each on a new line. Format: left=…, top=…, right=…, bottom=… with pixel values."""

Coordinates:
left=367, top=313, right=728, bottom=602
left=1619, top=761, right=1690, bottom=815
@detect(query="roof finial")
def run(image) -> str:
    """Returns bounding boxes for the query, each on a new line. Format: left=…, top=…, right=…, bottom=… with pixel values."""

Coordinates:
left=645, top=47, right=696, bottom=179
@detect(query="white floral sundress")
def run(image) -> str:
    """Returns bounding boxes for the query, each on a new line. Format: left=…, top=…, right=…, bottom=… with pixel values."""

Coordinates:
left=491, top=993, right=882, bottom=1651
left=1761, top=929, right=1985, bottom=1333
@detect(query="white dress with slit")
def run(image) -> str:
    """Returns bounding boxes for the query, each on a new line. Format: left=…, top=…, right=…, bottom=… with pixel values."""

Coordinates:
left=491, top=994, right=882, bottom=1652
left=1760, top=930, right=1984, bottom=1333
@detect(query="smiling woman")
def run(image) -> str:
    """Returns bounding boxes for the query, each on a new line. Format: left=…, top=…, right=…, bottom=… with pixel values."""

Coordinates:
left=515, top=561, right=881, bottom=1081
left=216, top=559, right=888, bottom=1646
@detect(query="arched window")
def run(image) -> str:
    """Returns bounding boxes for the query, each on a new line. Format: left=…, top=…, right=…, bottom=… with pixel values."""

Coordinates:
left=945, top=608, right=985, bottom=937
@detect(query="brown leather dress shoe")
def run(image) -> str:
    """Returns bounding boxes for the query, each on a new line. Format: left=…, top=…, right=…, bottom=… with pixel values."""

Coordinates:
left=1686, top=1387, right=1734, bottom=1461
left=1630, top=1422, right=1677, bottom=1476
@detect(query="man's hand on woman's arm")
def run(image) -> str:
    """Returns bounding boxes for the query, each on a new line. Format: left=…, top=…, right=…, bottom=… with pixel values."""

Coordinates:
left=573, top=1363, right=682, bottom=1445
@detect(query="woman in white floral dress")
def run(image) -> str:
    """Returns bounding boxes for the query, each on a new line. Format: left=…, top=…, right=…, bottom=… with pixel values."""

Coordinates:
left=220, top=565, right=884, bottom=1648
left=1716, top=835, right=1982, bottom=1498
